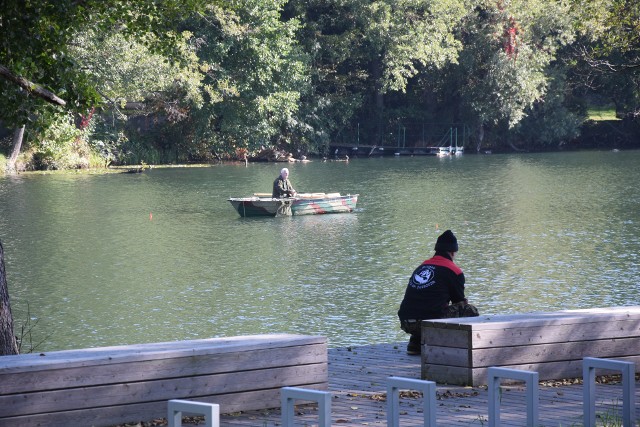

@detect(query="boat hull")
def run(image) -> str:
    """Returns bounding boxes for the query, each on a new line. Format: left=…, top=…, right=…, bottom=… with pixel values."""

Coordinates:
left=229, top=194, right=358, bottom=218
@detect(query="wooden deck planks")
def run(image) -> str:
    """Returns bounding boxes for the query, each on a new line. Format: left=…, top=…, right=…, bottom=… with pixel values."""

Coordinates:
left=216, top=342, right=640, bottom=427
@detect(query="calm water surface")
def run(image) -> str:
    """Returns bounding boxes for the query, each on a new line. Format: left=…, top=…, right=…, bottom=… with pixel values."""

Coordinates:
left=1, top=150, right=639, bottom=351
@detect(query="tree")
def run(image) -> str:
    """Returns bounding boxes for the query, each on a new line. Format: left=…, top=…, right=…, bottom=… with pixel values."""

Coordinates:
left=67, top=28, right=205, bottom=165
left=449, top=0, right=576, bottom=151
left=514, top=67, right=583, bottom=149
left=288, top=0, right=468, bottom=147
left=0, top=0, right=209, bottom=171
left=569, top=0, right=640, bottom=116
left=572, top=0, right=640, bottom=70
left=169, top=0, right=309, bottom=157
left=0, top=241, right=19, bottom=356
left=361, top=0, right=469, bottom=144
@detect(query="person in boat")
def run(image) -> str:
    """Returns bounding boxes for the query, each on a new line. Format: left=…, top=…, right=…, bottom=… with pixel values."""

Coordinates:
left=397, top=230, right=478, bottom=355
left=272, top=167, right=297, bottom=198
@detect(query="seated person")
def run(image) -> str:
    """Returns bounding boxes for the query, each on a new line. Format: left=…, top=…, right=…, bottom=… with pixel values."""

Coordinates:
left=272, top=167, right=297, bottom=198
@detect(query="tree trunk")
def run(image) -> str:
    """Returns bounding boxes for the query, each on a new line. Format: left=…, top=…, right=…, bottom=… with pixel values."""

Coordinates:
left=372, top=58, right=385, bottom=146
left=375, top=91, right=384, bottom=146
left=0, top=64, right=66, bottom=106
left=507, top=139, right=526, bottom=152
left=0, top=240, right=19, bottom=355
left=475, top=123, right=484, bottom=153
left=6, top=125, right=25, bottom=174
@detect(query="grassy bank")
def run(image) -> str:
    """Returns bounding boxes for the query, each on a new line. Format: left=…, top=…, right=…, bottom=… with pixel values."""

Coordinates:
left=586, top=105, right=620, bottom=121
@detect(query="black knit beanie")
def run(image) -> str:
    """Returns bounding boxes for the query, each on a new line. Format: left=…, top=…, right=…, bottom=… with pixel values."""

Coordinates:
left=434, top=230, right=458, bottom=252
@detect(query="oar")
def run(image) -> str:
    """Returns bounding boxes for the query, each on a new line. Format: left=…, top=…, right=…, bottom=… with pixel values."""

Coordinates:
left=252, top=192, right=304, bottom=199
left=296, top=192, right=326, bottom=199
left=253, top=192, right=342, bottom=199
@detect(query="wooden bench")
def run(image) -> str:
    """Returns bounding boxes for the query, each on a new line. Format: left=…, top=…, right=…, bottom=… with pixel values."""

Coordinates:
left=0, top=334, right=327, bottom=427
left=421, top=306, right=640, bottom=386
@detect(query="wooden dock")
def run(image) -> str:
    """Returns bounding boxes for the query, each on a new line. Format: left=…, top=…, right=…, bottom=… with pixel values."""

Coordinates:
left=216, top=342, right=639, bottom=426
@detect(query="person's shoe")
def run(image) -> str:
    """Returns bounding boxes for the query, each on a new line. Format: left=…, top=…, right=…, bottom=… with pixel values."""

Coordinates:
left=406, top=343, right=421, bottom=355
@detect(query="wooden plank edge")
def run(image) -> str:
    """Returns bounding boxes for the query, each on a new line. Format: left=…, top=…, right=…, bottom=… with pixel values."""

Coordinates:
left=0, top=335, right=327, bottom=374
left=0, top=363, right=328, bottom=418
left=0, top=384, right=326, bottom=427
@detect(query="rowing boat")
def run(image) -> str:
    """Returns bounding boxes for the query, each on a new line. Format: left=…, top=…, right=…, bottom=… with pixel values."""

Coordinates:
left=228, top=192, right=358, bottom=217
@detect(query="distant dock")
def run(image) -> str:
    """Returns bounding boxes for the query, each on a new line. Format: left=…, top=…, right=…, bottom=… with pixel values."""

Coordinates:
left=330, top=144, right=464, bottom=157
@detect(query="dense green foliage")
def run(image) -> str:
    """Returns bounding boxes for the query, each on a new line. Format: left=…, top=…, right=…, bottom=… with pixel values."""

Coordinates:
left=569, top=0, right=640, bottom=116
left=0, top=0, right=208, bottom=168
left=0, top=0, right=638, bottom=169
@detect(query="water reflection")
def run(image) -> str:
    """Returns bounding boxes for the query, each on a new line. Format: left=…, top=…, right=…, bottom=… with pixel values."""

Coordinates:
left=1, top=150, right=639, bottom=351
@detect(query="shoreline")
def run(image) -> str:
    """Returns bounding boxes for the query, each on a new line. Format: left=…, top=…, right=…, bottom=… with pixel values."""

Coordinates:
left=2, top=146, right=637, bottom=178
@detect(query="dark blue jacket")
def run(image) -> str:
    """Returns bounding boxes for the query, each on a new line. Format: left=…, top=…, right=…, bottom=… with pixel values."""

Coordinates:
left=398, top=252, right=466, bottom=320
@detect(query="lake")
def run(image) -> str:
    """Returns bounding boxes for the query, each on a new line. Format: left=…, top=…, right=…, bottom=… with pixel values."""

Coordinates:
left=1, top=149, right=639, bottom=352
